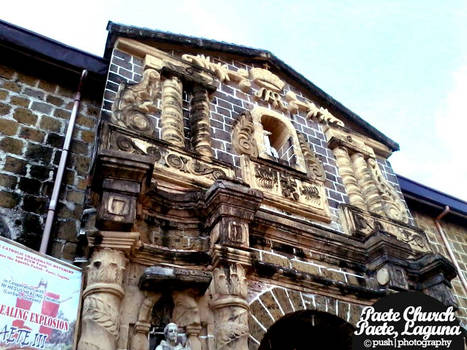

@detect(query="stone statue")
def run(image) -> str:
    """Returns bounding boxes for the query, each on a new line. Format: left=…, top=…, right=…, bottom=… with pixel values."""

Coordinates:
left=155, top=323, right=190, bottom=350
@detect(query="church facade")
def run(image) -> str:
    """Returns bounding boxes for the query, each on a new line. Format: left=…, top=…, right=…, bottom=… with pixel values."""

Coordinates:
left=0, top=20, right=465, bottom=350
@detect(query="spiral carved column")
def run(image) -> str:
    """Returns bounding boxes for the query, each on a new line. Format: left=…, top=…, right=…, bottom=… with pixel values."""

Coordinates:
left=77, top=249, right=127, bottom=350
left=191, top=85, right=213, bottom=158
left=332, top=146, right=366, bottom=209
left=161, top=76, right=185, bottom=147
left=351, top=152, right=384, bottom=215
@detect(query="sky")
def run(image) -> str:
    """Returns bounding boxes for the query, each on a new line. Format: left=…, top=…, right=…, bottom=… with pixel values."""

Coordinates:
left=2, top=0, right=467, bottom=201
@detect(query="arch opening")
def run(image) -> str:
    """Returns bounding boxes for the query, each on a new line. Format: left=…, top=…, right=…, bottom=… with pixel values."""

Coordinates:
left=258, top=310, right=354, bottom=350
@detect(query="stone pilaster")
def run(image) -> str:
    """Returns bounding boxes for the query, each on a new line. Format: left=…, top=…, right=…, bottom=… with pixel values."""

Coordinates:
left=191, top=85, right=213, bottom=158
left=332, top=146, right=366, bottom=209
left=350, top=153, right=383, bottom=215
left=205, top=180, right=263, bottom=350
left=161, top=76, right=185, bottom=147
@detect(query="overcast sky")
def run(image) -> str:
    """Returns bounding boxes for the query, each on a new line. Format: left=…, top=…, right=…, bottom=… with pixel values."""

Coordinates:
left=3, top=0, right=467, bottom=201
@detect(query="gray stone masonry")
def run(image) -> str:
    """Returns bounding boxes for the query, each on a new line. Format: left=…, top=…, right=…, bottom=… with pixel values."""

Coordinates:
left=0, top=63, right=100, bottom=260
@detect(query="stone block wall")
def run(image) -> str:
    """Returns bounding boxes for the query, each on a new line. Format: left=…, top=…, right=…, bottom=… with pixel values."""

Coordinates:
left=0, top=63, right=100, bottom=260
left=413, top=211, right=467, bottom=325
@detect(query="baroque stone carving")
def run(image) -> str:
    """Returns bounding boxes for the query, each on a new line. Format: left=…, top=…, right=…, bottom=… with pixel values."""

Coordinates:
left=232, top=112, right=258, bottom=158
left=113, top=68, right=160, bottom=136
left=166, top=153, right=226, bottom=180
left=114, top=134, right=162, bottom=160
left=181, top=54, right=251, bottom=91
left=241, top=157, right=330, bottom=221
left=190, top=85, right=213, bottom=158
left=254, top=88, right=287, bottom=111
left=297, top=133, right=325, bottom=182
left=254, top=164, right=277, bottom=189
left=211, top=264, right=249, bottom=350
left=341, top=205, right=430, bottom=254
left=286, top=91, right=345, bottom=127
left=161, top=76, right=185, bottom=147
left=78, top=249, right=127, bottom=350
left=367, top=158, right=409, bottom=223
left=249, top=68, right=285, bottom=92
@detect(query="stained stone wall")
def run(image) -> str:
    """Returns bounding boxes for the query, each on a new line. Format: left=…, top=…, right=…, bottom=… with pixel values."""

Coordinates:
left=0, top=63, right=101, bottom=260
left=413, top=211, right=467, bottom=325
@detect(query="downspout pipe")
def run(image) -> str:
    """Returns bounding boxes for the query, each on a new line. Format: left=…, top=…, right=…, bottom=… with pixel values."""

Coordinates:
left=435, top=206, right=467, bottom=293
left=40, top=69, right=88, bottom=254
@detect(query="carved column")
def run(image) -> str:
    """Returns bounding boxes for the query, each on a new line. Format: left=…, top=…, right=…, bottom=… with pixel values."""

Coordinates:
left=191, top=85, right=213, bottom=158
left=77, top=249, right=127, bottom=350
left=332, top=146, right=366, bottom=209
left=205, top=180, right=263, bottom=350
left=161, top=76, right=185, bottom=147
left=350, top=153, right=384, bottom=215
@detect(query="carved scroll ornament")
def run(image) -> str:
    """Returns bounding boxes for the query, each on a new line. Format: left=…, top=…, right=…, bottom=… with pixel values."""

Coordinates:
left=286, top=91, right=345, bottom=127
left=181, top=54, right=251, bottom=92
left=232, top=112, right=258, bottom=157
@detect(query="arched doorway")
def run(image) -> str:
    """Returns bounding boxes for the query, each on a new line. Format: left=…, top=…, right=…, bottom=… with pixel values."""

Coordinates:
left=258, top=310, right=354, bottom=350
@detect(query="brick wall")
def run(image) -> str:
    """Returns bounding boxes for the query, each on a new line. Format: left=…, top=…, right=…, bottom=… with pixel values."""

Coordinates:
left=413, top=211, right=467, bottom=326
left=0, top=63, right=100, bottom=260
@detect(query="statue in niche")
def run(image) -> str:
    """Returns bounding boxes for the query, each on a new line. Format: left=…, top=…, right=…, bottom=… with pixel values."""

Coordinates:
left=263, top=130, right=279, bottom=159
left=155, top=323, right=190, bottom=350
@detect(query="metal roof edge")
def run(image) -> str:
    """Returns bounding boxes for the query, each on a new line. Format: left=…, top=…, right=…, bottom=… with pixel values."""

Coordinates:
left=397, top=174, right=467, bottom=217
left=0, top=19, right=108, bottom=76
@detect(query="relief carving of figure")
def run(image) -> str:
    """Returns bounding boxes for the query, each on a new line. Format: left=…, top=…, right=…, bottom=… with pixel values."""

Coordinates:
left=156, top=323, right=190, bottom=350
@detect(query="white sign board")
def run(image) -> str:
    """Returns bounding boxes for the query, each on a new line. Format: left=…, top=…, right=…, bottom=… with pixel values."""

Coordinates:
left=0, top=237, right=82, bottom=350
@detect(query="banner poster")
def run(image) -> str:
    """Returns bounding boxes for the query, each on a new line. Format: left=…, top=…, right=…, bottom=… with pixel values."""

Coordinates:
left=0, top=236, right=82, bottom=350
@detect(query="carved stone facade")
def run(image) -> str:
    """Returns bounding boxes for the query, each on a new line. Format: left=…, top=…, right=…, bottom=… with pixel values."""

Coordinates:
left=73, top=24, right=462, bottom=350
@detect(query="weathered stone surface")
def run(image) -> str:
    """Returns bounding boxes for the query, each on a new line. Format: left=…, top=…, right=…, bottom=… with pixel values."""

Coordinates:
left=272, top=288, right=293, bottom=315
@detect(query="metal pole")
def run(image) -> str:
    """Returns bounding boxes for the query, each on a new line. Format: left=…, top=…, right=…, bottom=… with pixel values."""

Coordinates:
left=40, top=69, right=87, bottom=254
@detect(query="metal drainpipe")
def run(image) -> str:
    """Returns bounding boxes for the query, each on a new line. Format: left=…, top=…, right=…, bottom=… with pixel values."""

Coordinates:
left=435, top=206, right=467, bottom=293
left=39, top=69, right=88, bottom=254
